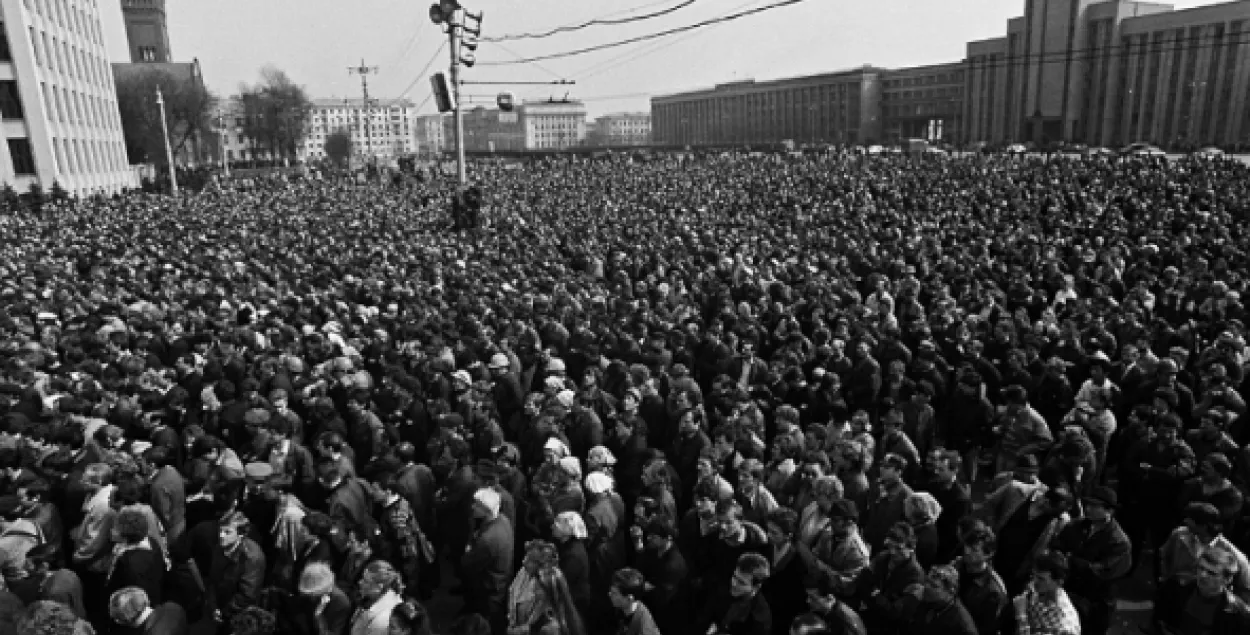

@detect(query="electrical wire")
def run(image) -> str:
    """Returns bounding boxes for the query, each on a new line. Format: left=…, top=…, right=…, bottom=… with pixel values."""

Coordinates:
left=478, top=0, right=809, bottom=66
left=483, top=0, right=701, bottom=42
left=398, top=41, right=449, bottom=100
left=490, top=40, right=570, bottom=82
left=574, top=0, right=765, bottom=80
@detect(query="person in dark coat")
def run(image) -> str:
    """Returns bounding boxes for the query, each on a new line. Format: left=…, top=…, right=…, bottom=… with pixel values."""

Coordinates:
left=1048, top=486, right=1132, bottom=635
left=460, top=487, right=514, bottom=635
left=635, top=517, right=689, bottom=635
left=292, top=561, right=352, bottom=635
left=208, top=511, right=266, bottom=626
left=898, top=565, right=978, bottom=635
left=696, top=552, right=773, bottom=635
left=105, top=509, right=166, bottom=607
left=553, top=511, right=593, bottom=618
left=1156, top=546, right=1250, bottom=635
left=849, top=522, right=926, bottom=635
left=107, top=587, right=190, bottom=635
left=317, top=460, right=378, bottom=546
left=760, top=508, right=811, bottom=634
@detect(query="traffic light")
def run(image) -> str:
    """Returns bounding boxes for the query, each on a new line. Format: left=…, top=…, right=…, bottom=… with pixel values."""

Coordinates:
left=431, top=72, right=456, bottom=113
left=497, top=92, right=515, bottom=112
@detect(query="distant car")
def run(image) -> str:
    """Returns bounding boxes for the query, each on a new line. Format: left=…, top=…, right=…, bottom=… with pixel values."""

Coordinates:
left=866, top=145, right=885, bottom=155
left=1005, top=144, right=1027, bottom=154
left=1085, top=147, right=1115, bottom=157
left=1193, top=146, right=1226, bottom=158
left=924, top=146, right=949, bottom=156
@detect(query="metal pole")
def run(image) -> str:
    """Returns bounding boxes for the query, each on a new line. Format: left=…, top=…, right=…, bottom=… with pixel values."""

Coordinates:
left=217, top=108, right=230, bottom=177
left=156, top=86, right=178, bottom=194
left=449, top=21, right=467, bottom=185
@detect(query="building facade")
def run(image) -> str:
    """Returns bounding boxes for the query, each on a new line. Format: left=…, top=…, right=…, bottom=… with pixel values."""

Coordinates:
left=460, top=105, right=525, bottom=152
left=301, top=98, right=418, bottom=162
left=121, top=0, right=170, bottom=63
left=964, top=0, right=1250, bottom=149
left=522, top=100, right=587, bottom=150
left=0, top=0, right=135, bottom=195
left=414, top=113, right=446, bottom=156
left=881, top=62, right=965, bottom=143
left=651, top=67, right=885, bottom=147
left=592, top=112, right=651, bottom=146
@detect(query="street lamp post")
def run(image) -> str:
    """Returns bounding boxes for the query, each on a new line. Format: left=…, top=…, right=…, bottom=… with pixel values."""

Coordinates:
left=216, top=108, right=230, bottom=177
left=155, top=86, right=178, bottom=194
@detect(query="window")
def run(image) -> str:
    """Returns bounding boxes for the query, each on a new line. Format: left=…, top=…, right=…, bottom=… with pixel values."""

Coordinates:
left=138, top=46, right=156, bottom=62
left=8, top=139, right=36, bottom=175
left=0, top=81, right=23, bottom=119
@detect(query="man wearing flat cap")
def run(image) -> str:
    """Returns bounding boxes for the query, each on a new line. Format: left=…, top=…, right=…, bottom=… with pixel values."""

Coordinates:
left=1049, top=486, right=1131, bottom=635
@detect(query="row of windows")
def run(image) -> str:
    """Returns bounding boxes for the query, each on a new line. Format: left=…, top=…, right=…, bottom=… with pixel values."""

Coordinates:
left=25, top=0, right=105, bottom=47
left=886, top=87, right=962, bottom=101
left=882, top=72, right=964, bottom=89
left=53, top=135, right=126, bottom=176
left=41, top=80, right=119, bottom=132
left=29, top=24, right=113, bottom=91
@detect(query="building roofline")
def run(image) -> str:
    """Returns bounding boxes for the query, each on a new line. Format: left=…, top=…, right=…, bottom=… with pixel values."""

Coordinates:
left=651, top=65, right=888, bottom=101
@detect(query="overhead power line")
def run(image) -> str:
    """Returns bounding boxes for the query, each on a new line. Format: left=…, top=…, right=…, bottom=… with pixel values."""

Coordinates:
left=483, top=0, right=700, bottom=42
left=398, top=41, right=449, bottom=100
left=478, top=0, right=809, bottom=66
left=575, top=0, right=765, bottom=80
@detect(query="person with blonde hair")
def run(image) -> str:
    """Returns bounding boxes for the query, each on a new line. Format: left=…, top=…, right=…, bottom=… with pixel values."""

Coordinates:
left=107, top=586, right=188, bottom=635
left=348, top=560, right=405, bottom=635
left=904, top=492, right=943, bottom=569
left=507, top=540, right=587, bottom=635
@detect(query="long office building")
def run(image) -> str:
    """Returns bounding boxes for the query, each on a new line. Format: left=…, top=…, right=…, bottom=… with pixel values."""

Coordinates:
left=0, top=0, right=136, bottom=195
left=965, top=0, right=1250, bottom=148
left=651, top=67, right=885, bottom=146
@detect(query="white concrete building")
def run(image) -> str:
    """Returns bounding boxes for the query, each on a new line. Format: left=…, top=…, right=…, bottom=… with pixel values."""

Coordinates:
left=522, top=100, right=587, bottom=150
left=303, top=98, right=417, bottom=162
left=595, top=112, right=651, bottom=146
left=0, top=0, right=136, bottom=195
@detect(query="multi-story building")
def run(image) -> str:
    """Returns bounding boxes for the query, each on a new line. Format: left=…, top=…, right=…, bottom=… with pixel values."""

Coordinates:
left=0, top=0, right=136, bottom=195
left=461, top=105, right=525, bottom=152
left=651, top=67, right=885, bottom=146
left=302, top=98, right=418, bottom=162
left=522, top=100, right=587, bottom=150
left=593, top=112, right=651, bottom=146
left=964, top=0, right=1250, bottom=149
left=121, top=0, right=171, bottom=63
left=881, top=62, right=965, bottom=143
left=414, top=113, right=446, bottom=156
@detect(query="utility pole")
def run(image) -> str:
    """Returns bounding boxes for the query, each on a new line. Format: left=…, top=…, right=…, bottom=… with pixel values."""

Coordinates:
left=155, top=86, right=178, bottom=194
left=430, top=0, right=482, bottom=185
left=349, top=60, right=379, bottom=163
left=448, top=29, right=467, bottom=184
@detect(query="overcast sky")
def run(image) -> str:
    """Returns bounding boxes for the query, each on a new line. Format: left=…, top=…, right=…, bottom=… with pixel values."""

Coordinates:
left=101, top=0, right=1217, bottom=117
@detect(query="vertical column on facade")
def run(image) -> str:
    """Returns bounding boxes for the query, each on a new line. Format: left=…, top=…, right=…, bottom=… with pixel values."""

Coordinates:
left=1223, top=22, right=1249, bottom=145
left=1190, top=25, right=1216, bottom=145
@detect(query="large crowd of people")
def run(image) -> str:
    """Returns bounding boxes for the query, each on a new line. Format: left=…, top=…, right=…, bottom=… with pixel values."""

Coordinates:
left=0, top=150, right=1248, bottom=635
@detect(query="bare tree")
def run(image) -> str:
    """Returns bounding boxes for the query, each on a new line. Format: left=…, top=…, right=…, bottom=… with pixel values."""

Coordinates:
left=115, top=67, right=217, bottom=166
left=237, top=65, right=313, bottom=162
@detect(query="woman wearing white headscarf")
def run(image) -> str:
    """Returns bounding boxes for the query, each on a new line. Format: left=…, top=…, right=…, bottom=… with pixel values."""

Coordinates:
left=582, top=472, right=626, bottom=632
left=551, top=511, right=591, bottom=618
